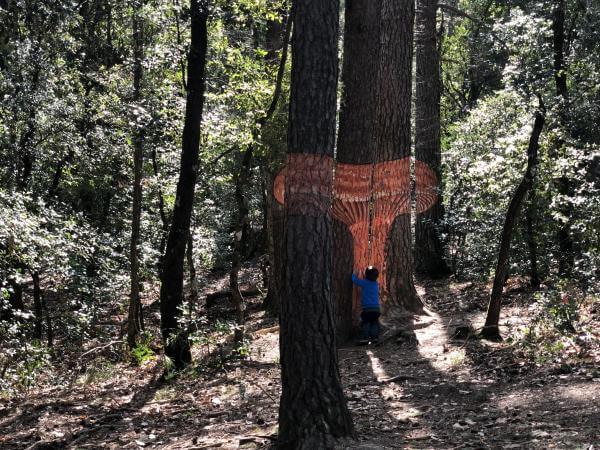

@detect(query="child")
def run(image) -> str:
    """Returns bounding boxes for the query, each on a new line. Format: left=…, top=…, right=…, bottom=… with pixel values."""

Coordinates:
left=351, top=266, right=380, bottom=343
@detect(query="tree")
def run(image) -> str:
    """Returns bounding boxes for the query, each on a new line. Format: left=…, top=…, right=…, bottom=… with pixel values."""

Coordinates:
left=482, top=100, right=545, bottom=340
left=333, top=0, right=424, bottom=339
left=377, top=0, right=424, bottom=314
left=229, top=9, right=291, bottom=342
left=552, top=0, right=574, bottom=276
left=159, top=0, right=209, bottom=370
left=414, top=0, right=450, bottom=277
left=333, top=0, right=381, bottom=338
left=277, top=0, right=355, bottom=447
left=128, top=0, right=145, bottom=349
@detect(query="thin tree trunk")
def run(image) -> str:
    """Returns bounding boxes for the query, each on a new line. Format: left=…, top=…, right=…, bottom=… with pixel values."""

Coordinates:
left=230, top=148, right=251, bottom=344
left=229, top=11, right=291, bottom=342
left=186, top=232, right=199, bottom=314
left=414, top=0, right=450, bottom=278
left=159, top=0, right=209, bottom=370
left=32, top=271, right=43, bottom=342
left=43, top=291, right=53, bottom=347
left=262, top=168, right=284, bottom=315
left=552, top=0, right=574, bottom=276
left=482, top=102, right=545, bottom=340
left=151, top=146, right=169, bottom=262
left=128, top=0, right=145, bottom=348
left=261, top=8, right=289, bottom=316
left=277, top=0, right=355, bottom=447
left=49, top=149, right=74, bottom=198
left=525, top=188, right=541, bottom=289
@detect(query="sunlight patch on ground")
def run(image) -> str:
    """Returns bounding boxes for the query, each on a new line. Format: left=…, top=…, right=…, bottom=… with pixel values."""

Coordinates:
left=413, top=311, right=457, bottom=374
left=366, top=349, right=388, bottom=381
left=556, top=382, right=600, bottom=403
left=250, top=328, right=279, bottom=363
left=364, top=348, right=433, bottom=438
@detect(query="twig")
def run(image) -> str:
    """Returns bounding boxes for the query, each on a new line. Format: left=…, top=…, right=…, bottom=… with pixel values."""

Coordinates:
left=79, top=340, right=123, bottom=359
left=437, top=3, right=508, bottom=50
left=379, top=374, right=421, bottom=383
left=479, top=362, right=523, bottom=374
left=244, top=378, right=277, bottom=403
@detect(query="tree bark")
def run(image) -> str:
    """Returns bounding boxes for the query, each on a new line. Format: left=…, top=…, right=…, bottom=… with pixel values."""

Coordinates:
left=333, top=0, right=380, bottom=339
left=262, top=168, right=284, bottom=315
left=377, top=0, right=424, bottom=313
left=230, top=148, right=251, bottom=344
left=333, top=0, right=423, bottom=338
left=552, top=0, right=575, bottom=276
left=261, top=8, right=291, bottom=316
left=277, top=0, right=355, bottom=447
left=414, top=0, right=450, bottom=278
left=482, top=102, right=545, bottom=340
left=186, top=232, right=199, bottom=314
left=229, top=10, right=291, bottom=339
left=159, top=0, right=209, bottom=370
left=128, top=0, right=145, bottom=349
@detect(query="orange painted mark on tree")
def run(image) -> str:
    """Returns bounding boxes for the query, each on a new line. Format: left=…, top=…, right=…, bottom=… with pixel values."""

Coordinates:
left=274, top=154, right=438, bottom=318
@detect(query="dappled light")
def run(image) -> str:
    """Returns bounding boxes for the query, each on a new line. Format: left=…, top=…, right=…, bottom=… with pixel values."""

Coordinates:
left=1, top=0, right=598, bottom=448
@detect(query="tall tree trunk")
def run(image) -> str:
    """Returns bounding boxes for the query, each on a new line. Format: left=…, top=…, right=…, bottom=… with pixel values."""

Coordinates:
left=262, top=168, right=283, bottom=315
left=159, top=0, right=209, bottom=370
left=230, top=148, right=251, bottom=344
left=552, top=0, right=574, bottom=276
left=333, top=0, right=423, bottom=339
left=230, top=11, right=291, bottom=340
left=262, top=7, right=290, bottom=316
left=482, top=103, right=545, bottom=340
left=49, top=149, right=74, bottom=198
left=378, top=0, right=423, bottom=314
left=128, top=1, right=145, bottom=349
left=414, top=0, right=450, bottom=278
left=277, top=0, right=355, bottom=447
left=151, top=146, right=169, bottom=264
left=333, top=0, right=381, bottom=339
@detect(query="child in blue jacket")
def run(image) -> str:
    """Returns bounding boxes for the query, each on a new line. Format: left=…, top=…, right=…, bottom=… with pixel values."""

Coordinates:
left=351, top=266, right=380, bottom=343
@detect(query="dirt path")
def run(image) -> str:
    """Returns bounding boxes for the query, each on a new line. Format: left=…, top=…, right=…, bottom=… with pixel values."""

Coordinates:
left=1, top=277, right=598, bottom=449
left=337, top=308, right=598, bottom=449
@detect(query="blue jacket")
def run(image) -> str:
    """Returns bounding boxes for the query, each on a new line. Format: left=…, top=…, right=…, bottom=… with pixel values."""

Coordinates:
left=351, top=274, right=380, bottom=311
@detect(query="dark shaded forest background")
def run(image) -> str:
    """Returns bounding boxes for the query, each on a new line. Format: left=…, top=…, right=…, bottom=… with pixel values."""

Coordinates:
left=1, top=0, right=599, bottom=409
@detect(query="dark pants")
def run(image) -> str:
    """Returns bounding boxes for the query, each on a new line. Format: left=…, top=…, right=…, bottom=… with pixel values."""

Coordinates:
left=361, top=310, right=381, bottom=340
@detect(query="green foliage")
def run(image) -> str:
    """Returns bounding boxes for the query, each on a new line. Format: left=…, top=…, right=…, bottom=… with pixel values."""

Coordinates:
left=131, top=331, right=156, bottom=366
left=443, top=88, right=534, bottom=278
left=441, top=1, right=600, bottom=287
left=535, top=284, right=580, bottom=332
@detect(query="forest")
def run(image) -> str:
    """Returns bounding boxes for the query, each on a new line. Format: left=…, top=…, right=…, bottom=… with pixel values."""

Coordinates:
left=0, top=0, right=599, bottom=448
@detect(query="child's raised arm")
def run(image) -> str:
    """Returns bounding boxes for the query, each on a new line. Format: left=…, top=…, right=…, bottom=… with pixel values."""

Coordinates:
left=351, top=273, right=369, bottom=288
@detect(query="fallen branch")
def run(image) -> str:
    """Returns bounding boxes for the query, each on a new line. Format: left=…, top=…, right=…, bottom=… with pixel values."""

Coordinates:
left=79, top=340, right=124, bottom=359
left=379, top=374, right=421, bottom=383
left=206, top=288, right=261, bottom=306
left=253, top=325, right=280, bottom=336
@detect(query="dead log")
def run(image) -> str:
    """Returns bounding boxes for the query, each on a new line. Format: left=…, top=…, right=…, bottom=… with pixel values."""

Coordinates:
left=206, top=288, right=261, bottom=308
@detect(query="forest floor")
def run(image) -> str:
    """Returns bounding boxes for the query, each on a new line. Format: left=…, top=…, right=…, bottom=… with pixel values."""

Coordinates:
left=1, top=266, right=599, bottom=449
